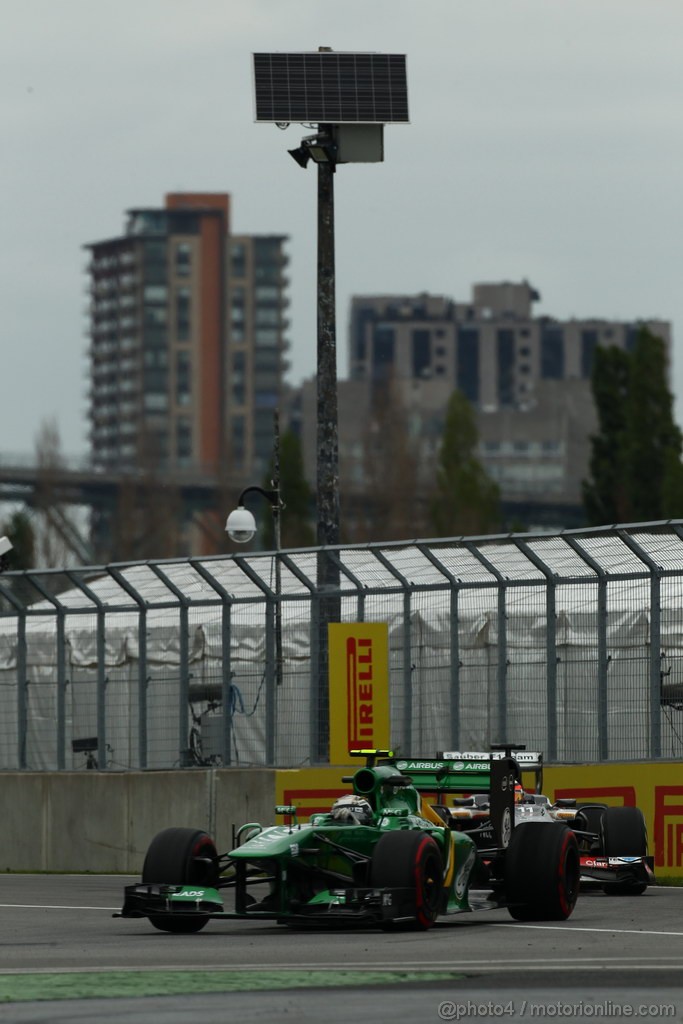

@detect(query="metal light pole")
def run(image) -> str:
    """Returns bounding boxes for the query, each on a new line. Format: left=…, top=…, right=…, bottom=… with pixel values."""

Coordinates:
left=314, top=141, right=341, bottom=761
left=225, top=410, right=284, bottom=701
left=316, top=137, right=340, bottom=550
left=252, top=47, right=408, bottom=762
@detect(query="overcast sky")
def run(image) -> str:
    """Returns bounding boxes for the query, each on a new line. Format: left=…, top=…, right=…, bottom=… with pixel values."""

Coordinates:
left=2, top=0, right=683, bottom=457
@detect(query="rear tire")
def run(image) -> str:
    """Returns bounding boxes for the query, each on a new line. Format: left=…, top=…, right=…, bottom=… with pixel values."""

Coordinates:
left=576, top=803, right=606, bottom=837
left=142, top=827, right=219, bottom=933
left=505, top=823, right=579, bottom=921
left=370, top=830, right=443, bottom=930
left=601, top=807, right=648, bottom=895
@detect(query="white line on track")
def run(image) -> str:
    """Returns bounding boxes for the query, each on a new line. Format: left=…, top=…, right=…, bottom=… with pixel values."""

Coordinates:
left=495, top=923, right=683, bottom=936
left=4, top=959, right=683, bottom=976
left=0, top=904, right=118, bottom=911
left=6, top=903, right=683, bottom=939
left=5, top=903, right=683, bottom=939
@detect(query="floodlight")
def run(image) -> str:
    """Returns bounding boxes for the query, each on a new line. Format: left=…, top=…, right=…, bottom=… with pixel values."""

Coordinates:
left=288, top=145, right=310, bottom=169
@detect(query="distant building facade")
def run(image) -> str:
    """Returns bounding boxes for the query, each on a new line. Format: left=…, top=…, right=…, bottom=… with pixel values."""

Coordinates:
left=85, top=193, right=289, bottom=481
left=349, top=281, right=671, bottom=411
left=297, top=282, right=671, bottom=533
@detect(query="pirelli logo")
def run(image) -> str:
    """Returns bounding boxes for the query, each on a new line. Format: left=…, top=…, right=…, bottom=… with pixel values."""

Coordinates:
left=328, top=623, right=389, bottom=763
left=347, top=637, right=374, bottom=748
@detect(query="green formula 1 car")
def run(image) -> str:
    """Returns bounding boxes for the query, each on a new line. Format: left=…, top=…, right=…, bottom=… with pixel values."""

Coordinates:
left=118, top=749, right=580, bottom=932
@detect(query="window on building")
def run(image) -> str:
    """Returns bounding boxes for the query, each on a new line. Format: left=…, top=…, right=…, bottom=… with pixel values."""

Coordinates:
left=255, top=328, right=279, bottom=347
left=143, top=393, right=169, bottom=412
left=412, top=329, right=431, bottom=378
left=372, top=326, right=395, bottom=380
left=232, top=415, right=245, bottom=468
left=497, top=329, right=515, bottom=405
left=176, top=419, right=192, bottom=462
left=175, top=243, right=191, bottom=277
left=176, top=350, right=191, bottom=406
left=255, top=307, right=280, bottom=327
left=581, top=330, right=598, bottom=378
left=231, top=242, right=246, bottom=278
left=231, top=351, right=246, bottom=405
left=541, top=327, right=565, bottom=379
left=130, top=212, right=168, bottom=236
left=176, top=287, right=191, bottom=341
left=143, top=348, right=168, bottom=368
left=144, top=285, right=168, bottom=304
left=457, top=327, right=479, bottom=403
left=255, top=390, right=278, bottom=408
left=144, top=307, right=167, bottom=327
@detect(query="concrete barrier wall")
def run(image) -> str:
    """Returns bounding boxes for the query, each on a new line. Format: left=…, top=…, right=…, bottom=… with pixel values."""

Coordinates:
left=0, top=769, right=276, bottom=873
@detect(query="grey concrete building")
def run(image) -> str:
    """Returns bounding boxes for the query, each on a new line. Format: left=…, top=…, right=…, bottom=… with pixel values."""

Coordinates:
left=294, top=282, right=671, bottom=535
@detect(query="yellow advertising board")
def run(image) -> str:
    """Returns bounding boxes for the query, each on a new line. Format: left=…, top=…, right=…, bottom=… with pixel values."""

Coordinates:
left=275, top=760, right=683, bottom=880
left=276, top=766, right=355, bottom=819
left=544, top=761, right=683, bottom=879
left=327, top=622, right=390, bottom=764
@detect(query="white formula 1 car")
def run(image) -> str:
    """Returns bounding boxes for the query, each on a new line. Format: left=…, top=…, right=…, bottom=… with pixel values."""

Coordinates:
left=434, top=746, right=655, bottom=895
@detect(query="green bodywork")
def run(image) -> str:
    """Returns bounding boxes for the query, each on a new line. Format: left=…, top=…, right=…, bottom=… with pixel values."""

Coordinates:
left=121, top=754, right=515, bottom=927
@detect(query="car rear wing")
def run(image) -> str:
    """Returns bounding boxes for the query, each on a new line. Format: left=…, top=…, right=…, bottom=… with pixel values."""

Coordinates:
left=382, top=756, right=494, bottom=794
left=437, top=748, right=544, bottom=794
left=377, top=753, right=518, bottom=850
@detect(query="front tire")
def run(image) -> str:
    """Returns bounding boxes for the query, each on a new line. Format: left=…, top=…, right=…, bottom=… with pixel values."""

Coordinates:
left=505, top=823, right=579, bottom=921
left=142, top=826, right=219, bottom=933
left=601, top=807, right=648, bottom=895
left=371, top=830, right=444, bottom=930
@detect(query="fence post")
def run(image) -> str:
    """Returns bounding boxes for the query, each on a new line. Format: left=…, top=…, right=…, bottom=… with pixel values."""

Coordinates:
left=108, top=567, right=149, bottom=769
left=618, top=530, right=663, bottom=759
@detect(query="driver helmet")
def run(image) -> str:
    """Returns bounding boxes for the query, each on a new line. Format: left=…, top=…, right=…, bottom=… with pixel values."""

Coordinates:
left=514, top=783, right=525, bottom=804
left=330, top=794, right=373, bottom=825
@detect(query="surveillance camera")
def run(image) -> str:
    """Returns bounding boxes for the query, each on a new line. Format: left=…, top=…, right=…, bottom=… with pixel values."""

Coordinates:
left=225, top=507, right=257, bottom=544
left=0, top=536, right=13, bottom=557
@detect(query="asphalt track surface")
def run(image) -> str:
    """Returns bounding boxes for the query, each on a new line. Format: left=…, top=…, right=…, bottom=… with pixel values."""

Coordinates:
left=2, top=876, right=683, bottom=1023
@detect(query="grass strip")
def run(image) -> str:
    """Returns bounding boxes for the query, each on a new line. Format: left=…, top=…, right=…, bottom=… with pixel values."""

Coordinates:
left=0, top=968, right=463, bottom=1003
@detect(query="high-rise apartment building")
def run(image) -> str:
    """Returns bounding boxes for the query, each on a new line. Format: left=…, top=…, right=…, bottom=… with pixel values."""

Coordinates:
left=85, top=193, right=289, bottom=481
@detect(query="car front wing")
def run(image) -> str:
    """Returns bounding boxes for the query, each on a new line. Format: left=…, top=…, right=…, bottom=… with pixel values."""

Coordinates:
left=579, top=854, right=655, bottom=889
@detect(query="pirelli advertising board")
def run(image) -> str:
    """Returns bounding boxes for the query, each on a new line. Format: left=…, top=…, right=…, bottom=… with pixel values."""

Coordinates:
left=327, top=622, right=390, bottom=764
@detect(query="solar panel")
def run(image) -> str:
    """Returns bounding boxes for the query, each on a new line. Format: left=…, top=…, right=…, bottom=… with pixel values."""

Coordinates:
left=253, top=52, right=409, bottom=125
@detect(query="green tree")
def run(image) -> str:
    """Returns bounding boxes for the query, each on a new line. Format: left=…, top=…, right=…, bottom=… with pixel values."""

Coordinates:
left=261, top=430, right=314, bottom=549
left=583, top=328, right=683, bottom=524
left=430, top=390, right=501, bottom=536
left=348, top=382, right=426, bottom=543
left=2, top=508, right=35, bottom=569
left=582, top=346, right=631, bottom=523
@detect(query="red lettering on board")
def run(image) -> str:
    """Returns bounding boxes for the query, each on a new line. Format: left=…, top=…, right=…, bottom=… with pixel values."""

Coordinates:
left=346, top=637, right=375, bottom=748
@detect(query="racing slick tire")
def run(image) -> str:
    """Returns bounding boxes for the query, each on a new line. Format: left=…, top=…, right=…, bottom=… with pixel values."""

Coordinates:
left=601, top=807, right=648, bottom=896
left=370, top=830, right=444, bottom=930
left=505, top=822, right=580, bottom=921
left=142, top=827, right=219, bottom=933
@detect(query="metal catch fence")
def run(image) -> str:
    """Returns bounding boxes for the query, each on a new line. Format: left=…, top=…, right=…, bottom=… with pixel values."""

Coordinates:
left=1, top=521, right=683, bottom=770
